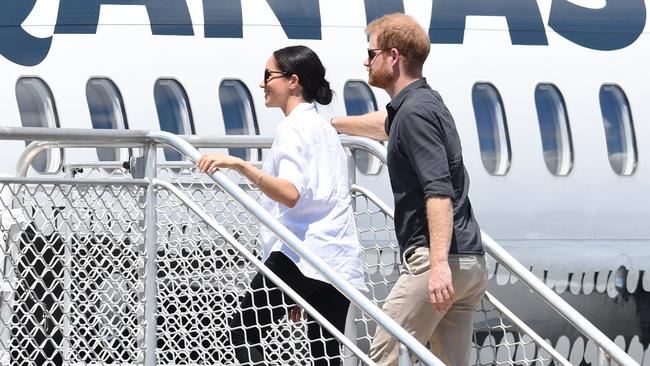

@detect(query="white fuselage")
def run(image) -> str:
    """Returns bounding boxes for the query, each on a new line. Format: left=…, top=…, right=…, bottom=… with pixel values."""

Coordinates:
left=1, top=0, right=649, bottom=269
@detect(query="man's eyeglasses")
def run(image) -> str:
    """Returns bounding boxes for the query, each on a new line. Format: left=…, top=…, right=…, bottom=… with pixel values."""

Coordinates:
left=367, top=48, right=389, bottom=62
left=264, top=69, right=290, bottom=85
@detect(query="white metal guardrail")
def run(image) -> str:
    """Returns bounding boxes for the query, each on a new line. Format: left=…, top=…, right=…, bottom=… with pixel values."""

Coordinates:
left=0, top=127, right=444, bottom=366
left=0, top=127, right=639, bottom=366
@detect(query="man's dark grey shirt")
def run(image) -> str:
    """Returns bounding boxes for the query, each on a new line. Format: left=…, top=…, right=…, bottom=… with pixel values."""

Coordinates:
left=384, top=78, right=483, bottom=255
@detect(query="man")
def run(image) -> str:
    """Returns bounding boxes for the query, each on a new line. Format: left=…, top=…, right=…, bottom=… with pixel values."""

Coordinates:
left=331, top=14, right=487, bottom=366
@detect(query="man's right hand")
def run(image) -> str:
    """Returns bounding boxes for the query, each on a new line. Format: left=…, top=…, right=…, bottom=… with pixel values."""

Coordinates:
left=427, top=260, right=455, bottom=313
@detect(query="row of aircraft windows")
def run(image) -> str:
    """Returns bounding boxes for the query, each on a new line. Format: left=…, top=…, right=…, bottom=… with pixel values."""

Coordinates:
left=473, top=83, right=638, bottom=176
left=15, top=77, right=638, bottom=177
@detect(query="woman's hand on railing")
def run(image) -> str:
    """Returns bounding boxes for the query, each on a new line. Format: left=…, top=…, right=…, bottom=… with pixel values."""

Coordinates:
left=198, top=151, right=300, bottom=208
left=197, top=153, right=244, bottom=173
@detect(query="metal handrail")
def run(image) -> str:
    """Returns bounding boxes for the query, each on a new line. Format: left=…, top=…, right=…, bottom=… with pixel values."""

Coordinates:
left=182, top=135, right=389, bottom=162
left=0, top=127, right=445, bottom=366
left=14, top=134, right=387, bottom=176
left=351, top=184, right=394, bottom=217
left=482, top=236, right=637, bottom=366
left=0, top=177, right=148, bottom=186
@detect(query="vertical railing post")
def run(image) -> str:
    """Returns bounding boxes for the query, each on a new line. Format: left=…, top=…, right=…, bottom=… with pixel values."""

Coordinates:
left=142, top=144, right=158, bottom=366
left=346, top=147, right=356, bottom=192
left=399, top=344, right=414, bottom=366
left=598, top=347, right=612, bottom=366
left=3, top=184, right=26, bottom=365
left=0, top=198, right=11, bottom=365
left=56, top=205, right=72, bottom=362
left=344, top=147, right=358, bottom=366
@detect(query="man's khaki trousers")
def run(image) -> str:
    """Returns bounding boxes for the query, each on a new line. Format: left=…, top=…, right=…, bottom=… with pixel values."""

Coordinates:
left=369, top=246, right=488, bottom=366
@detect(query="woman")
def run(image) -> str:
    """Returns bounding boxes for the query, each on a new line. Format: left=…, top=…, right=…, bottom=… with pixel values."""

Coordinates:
left=197, top=45, right=365, bottom=366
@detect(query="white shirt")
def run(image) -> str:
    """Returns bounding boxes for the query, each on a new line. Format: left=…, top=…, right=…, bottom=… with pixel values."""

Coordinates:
left=259, top=103, right=366, bottom=291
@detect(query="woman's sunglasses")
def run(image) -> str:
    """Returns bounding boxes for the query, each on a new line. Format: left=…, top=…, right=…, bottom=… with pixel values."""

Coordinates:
left=264, top=69, right=290, bottom=86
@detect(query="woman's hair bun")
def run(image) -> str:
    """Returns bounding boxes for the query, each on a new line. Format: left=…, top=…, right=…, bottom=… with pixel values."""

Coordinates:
left=314, top=80, right=333, bottom=105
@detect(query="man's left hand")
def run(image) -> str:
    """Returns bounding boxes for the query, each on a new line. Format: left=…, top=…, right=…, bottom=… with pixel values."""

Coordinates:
left=427, top=261, right=454, bottom=313
left=289, top=306, right=307, bottom=322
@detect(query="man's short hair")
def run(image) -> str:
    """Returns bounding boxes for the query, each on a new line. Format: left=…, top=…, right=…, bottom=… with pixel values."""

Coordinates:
left=366, top=13, right=430, bottom=76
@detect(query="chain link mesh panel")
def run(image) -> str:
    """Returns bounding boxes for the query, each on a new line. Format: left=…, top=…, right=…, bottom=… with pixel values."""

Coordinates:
left=0, top=181, right=146, bottom=366
left=154, top=175, right=351, bottom=365
left=471, top=296, right=553, bottom=365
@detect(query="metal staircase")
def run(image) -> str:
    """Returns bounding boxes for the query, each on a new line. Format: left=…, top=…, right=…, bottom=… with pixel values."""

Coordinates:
left=0, top=127, right=639, bottom=366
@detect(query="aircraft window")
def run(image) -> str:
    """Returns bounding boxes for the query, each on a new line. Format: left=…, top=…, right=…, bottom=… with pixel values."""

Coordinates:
left=472, top=83, right=511, bottom=175
left=600, top=85, right=637, bottom=175
left=86, top=78, right=129, bottom=162
left=16, top=77, right=62, bottom=173
left=154, top=79, right=194, bottom=162
left=344, top=81, right=381, bottom=175
left=535, top=84, right=573, bottom=176
left=219, top=79, right=259, bottom=161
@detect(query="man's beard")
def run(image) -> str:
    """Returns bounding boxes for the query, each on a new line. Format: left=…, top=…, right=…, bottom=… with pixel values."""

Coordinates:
left=368, top=66, right=393, bottom=89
